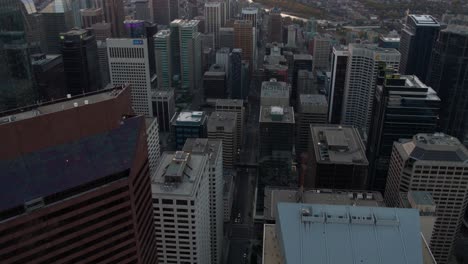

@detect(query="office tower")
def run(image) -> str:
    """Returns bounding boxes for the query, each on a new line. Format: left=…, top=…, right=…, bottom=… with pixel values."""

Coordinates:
left=96, top=40, right=110, bottom=87
left=91, top=22, right=112, bottom=41
left=204, top=65, right=227, bottom=99
left=170, top=20, right=182, bottom=76
left=201, top=33, right=215, bottom=50
left=179, top=20, right=202, bottom=92
left=107, top=38, right=153, bottom=116
left=0, top=116, right=158, bottom=264
left=286, top=25, right=296, bottom=47
left=205, top=2, right=222, bottom=48
left=230, top=48, right=243, bottom=99
left=367, top=73, right=440, bottom=192
left=385, top=133, right=468, bottom=264
left=31, top=54, right=66, bottom=101
left=40, top=0, right=74, bottom=53
left=215, top=99, right=244, bottom=150
left=93, top=0, right=125, bottom=37
left=427, top=25, right=468, bottom=145
left=152, top=0, right=178, bottom=25
left=234, top=20, right=253, bottom=69
left=152, top=88, right=175, bottom=132
left=80, top=8, right=103, bottom=28
left=182, top=138, right=224, bottom=264
left=264, top=64, right=288, bottom=83
left=308, top=125, right=368, bottom=189
left=306, top=17, right=317, bottom=35
left=152, top=151, right=211, bottom=264
left=341, top=44, right=400, bottom=132
left=312, top=35, right=331, bottom=71
left=208, top=112, right=237, bottom=168
left=60, top=29, right=101, bottom=96
left=296, top=94, right=327, bottom=157
left=399, top=15, right=440, bottom=82
left=216, top=47, right=230, bottom=77
left=292, top=54, right=313, bottom=102
left=296, top=70, right=314, bottom=96
left=172, top=111, right=208, bottom=149
left=328, top=46, right=349, bottom=124
left=241, top=7, right=258, bottom=28
left=219, top=27, right=234, bottom=50
left=134, top=0, right=150, bottom=21
left=260, top=79, right=290, bottom=107
left=269, top=8, right=283, bottom=43
left=146, top=117, right=161, bottom=175
left=155, top=30, right=173, bottom=89
left=124, top=20, right=158, bottom=76
left=203, top=47, right=215, bottom=72
left=260, top=106, right=295, bottom=159
left=263, top=203, right=426, bottom=264
left=379, top=35, right=400, bottom=50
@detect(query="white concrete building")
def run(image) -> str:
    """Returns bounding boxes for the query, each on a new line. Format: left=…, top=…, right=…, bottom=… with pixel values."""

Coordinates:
left=215, top=99, right=245, bottom=150
left=152, top=151, right=211, bottom=264
left=208, top=112, right=237, bottom=168
left=223, top=172, right=234, bottom=222
left=183, top=138, right=223, bottom=264
left=146, top=117, right=161, bottom=175
left=216, top=47, right=230, bottom=78
left=107, top=38, right=154, bottom=116
left=205, top=2, right=222, bottom=48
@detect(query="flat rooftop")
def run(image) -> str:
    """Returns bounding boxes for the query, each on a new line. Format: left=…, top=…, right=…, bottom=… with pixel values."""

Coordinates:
left=174, top=111, right=206, bottom=125
left=259, top=106, right=294, bottom=124
left=207, top=112, right=237, bottom=131
left=264, top=187, right=384, bottom=221
left=409, top=14, right=440, bottom=26
left=215, top=99, right=244, bottom=107
left=261, top=80, right=290, bottom=98
left=299, top=94, right=328, bottom=113
left=155, top=29, right=171, bottom=38
left=443, top=24, right=468, bottom=36
left=275, top=203, right=423, bottom=264
left=310, top=125, right=368, bottom=165
left=183, top=138, right=221, bottom=166
left=262, top=224, right=281, bottom=264
left=0, top=86, right=127, bottom=124
left=293, top=54, right=313, bottom=61
left=349, top=43, right=400, bottom=54
left=151, top=151, right=207, bottom=196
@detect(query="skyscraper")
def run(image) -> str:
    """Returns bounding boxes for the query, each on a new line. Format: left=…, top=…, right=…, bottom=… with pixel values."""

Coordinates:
left=341, top=44, right=400, bottom=132
left=427, top=25, right=468, bottom=145
left=179, top=20, right=202, bottom=92
left=60, top=29, right=101, bottom=96
left=259, top=106, right=295, bottom=159
left=205, top=2, right=222, bottom=48
left=170, top=19, right=182, bottom=76
left=152, top=88, right=176, bottom=132
left=80, top=8, right=103, bottom=28
left=90, top=22, right=112, bottom=41
left=134, top=0, right=150, bottom=21
left=215, top=99, right=245, bottom=151
left=152, top=0, right=178, bottom=25
left=154, top=30, right=173, bottom=89
left=204, top=64, right=227, bottom=99
left=367, top=72, right=440, bottom=192
left=268, top=8, right=283, bottom=43
left=328, top=46, right=349, bottom=124
left=123, top=20, right=158, bottom=76
left=312, top=35, right=331, bottom=72
left=93, top=0, right=125, bottom=37
left=107, top=38, right=154, bottom=116
left=296, top=94, right=328, bottom=157
left=40, top=0, right=75, bottom=53
left=230, top=48, right=245, bottom=99
left=241, top=7, right=258, bottom=28
left=399, top=14, right=440, bottom=82
left=208, top=112, right=237, bottom=168
left=385, top=133, right=468, bottom=264
left=234, top=20, right=253, bottom=70
left=292, top=54, right=313, bottom=104
left=31, top=54, right=66, bottom=101
left=219, top=27, right=234, bottom=49
left=172, top=111, right=208, bottom=150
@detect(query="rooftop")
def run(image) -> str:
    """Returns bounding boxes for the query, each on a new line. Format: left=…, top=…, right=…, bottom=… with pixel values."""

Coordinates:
left=264, top=187, right=384, bottom=221
left=275, top=203, right=423, bottom=264
left=217, top=47, right=230, bottom=54
left=398, top=133, right=468, bottom=162
left=293, top=54, right=313, bottom=61
left=409, top=14, right=440, bottom=26
left=0, top=116, right=144, bottom=213
left=207, top=112, right=237, bottom=131
left=310, top=125, right=368, bottom=165
left=155, top=29, right=171, bottom=38
left=151, top=151, right=207, bottom=196
left=261, top=79, right=290, bottom=98
left=41, top=0, right=69, bottom=13
left=349, top=43, right=400, bottom=54
left=209, top=64, right=226, bottom=72
left=0, top=85, right=128, bottom=124
left=259, top=106, right=294, bottom=124
left=182, top=138, right=221, bottom=166
left=173, top=111, right=207, bottom=125
left=215, top=99, right=244, bottom=107
left=443, top=24, right=468, bottom=36
left=299, top=94, right=328, bottom=113
left=152, top=88, right=175, bottom=99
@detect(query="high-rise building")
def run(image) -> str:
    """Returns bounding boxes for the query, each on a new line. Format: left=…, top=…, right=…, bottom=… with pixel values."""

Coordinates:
left=146, top=117, right=161, bottom=175
left=234, top=20, right=253, bottom=70
left=151, top=151, right=211, bottom=264
left=379, top=36, right=400, bottom=50
left=96, top=40, right=110, bottom=87
left=296, top=94, right=327, bottom=157
left=179, top=20, right=202, bottom=92
left=152, top=88, right=176, bottom=132
left=367, top=72, right=440, bottom=192
left=31, top=54, right=66, bottom=101
left=60, top=29, right=101, bottom=96
left=427, top=25, right=468, bottom=145
left=292, top=54, right=313, bottom=103
left=241, top=7, right=258, bottom=28
left=215, top=99, right=245, bottom=150
left=296, top=70, right=314, bottom=96
left=208, top=111, right=237, bottom=168
left=328, top=46, right=349, bottom=124
left=230, top=48, right=246, bottom=99
left=219, top=27, right=234, bottom=50
left=204, top=65, right=227, bottom=99
left=308, top=125, right=368, bottom=189
left=80, top=8, right=103, bottom=28
left=399, top=15, right=440, bottom=82
left=123, top=20, right=158, bottom=76
left=152, top=0, right=179, bottom=25
left=341, top=44, right=400, bottom=132
left=107, top=38, right=154, bottom=116
left=269, top=8, right=283, bottom=43
left=312, top=35, right=331, bottom=71
left=172, top=111, right=208, bottom=150
left=385, top=133, right=468, bottom=264
left=216, top=47, right=230, bottom=78
left=260, top=106, right=295, bottom=159
left=134, top=0, right=150, bottom=21
left=90, top=22, right=112, bottom=41
left=182, top=138, right=224, bottom=264
left=260, top=79, right=290, bottom=107
left=286, top=25, right=296, bottom=48
left=154, top=30, right=173, bottom=89
left=170, top=19, right=182, bottom=76
left=205, top=2, right=222, bottom=48
left=93, top=0, right=125, bottom=37
left=40, top=0, right=74, bottom=53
